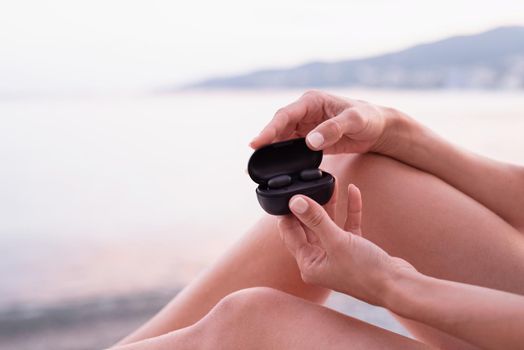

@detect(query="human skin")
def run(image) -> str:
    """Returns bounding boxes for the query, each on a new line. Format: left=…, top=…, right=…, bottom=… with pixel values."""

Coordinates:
left=115, top=91, right=524, bottom=349
left=115, top=187, right=430, bottom=349
left=280, top=191, right=524, bottom=350
left=115, top=182, right=524, bottom=350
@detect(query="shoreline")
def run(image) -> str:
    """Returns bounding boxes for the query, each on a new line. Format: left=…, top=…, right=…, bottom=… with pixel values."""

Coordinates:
left=0, top=288, right=178, bottom=350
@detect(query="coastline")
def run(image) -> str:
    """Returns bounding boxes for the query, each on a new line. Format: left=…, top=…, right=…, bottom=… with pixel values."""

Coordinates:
left=0, top=289, right=177, bottom=350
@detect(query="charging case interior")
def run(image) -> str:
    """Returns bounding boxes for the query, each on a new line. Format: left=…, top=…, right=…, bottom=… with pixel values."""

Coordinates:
left=247, top=138, right=335, bottom=215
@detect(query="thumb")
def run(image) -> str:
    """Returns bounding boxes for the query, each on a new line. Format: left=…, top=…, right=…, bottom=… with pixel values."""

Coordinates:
left=306, top=107, right=368, bottom=150
left=289, top=195, right=341, bottom=250
left=277, top=216, right=325, bottom=276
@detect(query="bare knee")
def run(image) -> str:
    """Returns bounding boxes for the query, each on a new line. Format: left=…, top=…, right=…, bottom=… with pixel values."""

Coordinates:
left=210, top=287, right=280, bottom=319
left=192, top=287, right=291, bottom=349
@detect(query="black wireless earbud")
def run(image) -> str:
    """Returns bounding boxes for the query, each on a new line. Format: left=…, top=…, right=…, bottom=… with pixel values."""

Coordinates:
left=300, top=169, right=322, bottom=181
left=267, top=174, right=292, bottom=189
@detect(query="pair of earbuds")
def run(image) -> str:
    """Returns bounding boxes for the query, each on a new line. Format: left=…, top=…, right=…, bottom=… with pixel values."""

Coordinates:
left=267, top=169, right=323, bottom=189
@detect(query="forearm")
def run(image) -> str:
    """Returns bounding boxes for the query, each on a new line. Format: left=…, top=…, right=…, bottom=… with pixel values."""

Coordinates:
left=384, top=269, right=524, bottom=350
left=386, top=113, right=524, bottom=227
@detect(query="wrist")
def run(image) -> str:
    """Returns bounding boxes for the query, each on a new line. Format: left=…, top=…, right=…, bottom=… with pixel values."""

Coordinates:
left=375, top=108, right=421, bottom=160
left=382, top=263, right=427, bottom=315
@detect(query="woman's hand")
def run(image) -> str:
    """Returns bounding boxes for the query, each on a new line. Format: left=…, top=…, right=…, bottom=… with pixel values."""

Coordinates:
left=278, top=185, right=415, bottom=306
left=250, top=90, right=409, bottom=156
left=280, top=189, right=524, bottom=350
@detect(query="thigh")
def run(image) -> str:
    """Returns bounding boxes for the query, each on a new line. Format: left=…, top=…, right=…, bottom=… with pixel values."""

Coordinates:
left=323, top=153, right=524, bottom=348
left=198, top=287, right=430, bottom=350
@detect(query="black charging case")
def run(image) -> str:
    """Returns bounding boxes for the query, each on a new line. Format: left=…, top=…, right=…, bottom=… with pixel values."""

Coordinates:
left=247, top=138, right=335, bottom=215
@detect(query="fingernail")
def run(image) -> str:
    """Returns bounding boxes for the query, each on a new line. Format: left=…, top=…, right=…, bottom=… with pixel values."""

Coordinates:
left=290, top=197, right=308, bottom=214
left=307, top=132, right=324, bottom=149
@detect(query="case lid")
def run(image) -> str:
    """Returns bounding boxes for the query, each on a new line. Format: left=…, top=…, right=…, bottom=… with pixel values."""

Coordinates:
left=248, top=138, right=323, bottom=185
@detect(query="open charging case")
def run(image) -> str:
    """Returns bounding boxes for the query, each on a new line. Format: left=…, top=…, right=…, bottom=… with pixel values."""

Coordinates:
left=247, top=138, right=335, bottom=215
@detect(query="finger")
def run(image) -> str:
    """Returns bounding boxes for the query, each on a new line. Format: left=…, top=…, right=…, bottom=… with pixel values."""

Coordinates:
left=344, top=184, right=363, bottom=235
left=250, top=100, right=307, bottom=148
left=306, top=107, right=368, bottom=150
left=323, top=174, right=338, bottom=221
left=277, top=215, right=310, bottom=256
left=304, top=227, right=320, bottom=245
left=278, top=215, right=324, bottom=271
left=289, top=195, right=341, bottom=249
left=250, top=92, right=324, bottom=149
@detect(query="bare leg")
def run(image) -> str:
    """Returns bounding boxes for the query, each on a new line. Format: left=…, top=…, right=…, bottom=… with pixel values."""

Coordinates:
left=120, top=153, right=524, bottom=349
left=331, top=153, right=524, bottom=349
left=118, top=216, right=330, bottom=344
left=116, top=288, right=430, bottom=350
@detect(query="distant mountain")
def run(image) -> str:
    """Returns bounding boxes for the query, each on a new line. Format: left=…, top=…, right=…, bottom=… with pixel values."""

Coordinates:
left=189, top=26, right=524, bottom=89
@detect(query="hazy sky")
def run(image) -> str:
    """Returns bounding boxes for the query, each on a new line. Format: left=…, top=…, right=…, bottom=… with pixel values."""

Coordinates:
left=1, top=0, right=524, bottom=93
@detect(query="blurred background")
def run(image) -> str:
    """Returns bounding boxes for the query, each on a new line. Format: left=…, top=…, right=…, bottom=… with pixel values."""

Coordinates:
left=1, top=1, right=524, bottom=349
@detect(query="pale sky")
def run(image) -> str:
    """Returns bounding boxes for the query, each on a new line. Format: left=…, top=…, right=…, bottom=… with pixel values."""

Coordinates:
left=1, top=0, right=524, bottom=93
